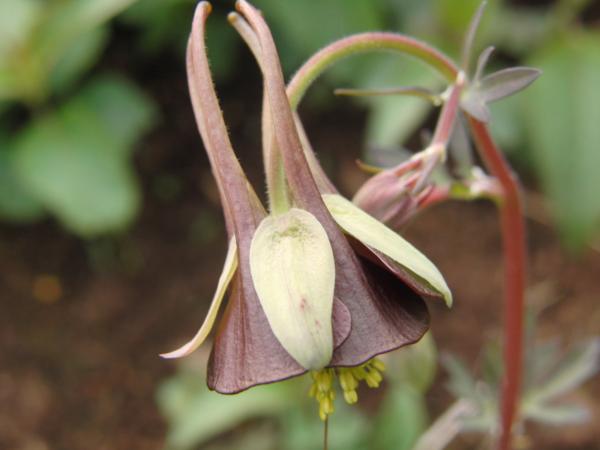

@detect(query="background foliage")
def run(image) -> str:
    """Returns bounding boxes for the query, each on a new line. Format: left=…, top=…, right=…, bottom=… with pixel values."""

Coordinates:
left=1, top=0, right=599, bottom=248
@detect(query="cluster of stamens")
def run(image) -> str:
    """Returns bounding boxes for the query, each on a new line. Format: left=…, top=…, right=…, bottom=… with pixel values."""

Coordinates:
left=308, top=358, right=386, bottom=420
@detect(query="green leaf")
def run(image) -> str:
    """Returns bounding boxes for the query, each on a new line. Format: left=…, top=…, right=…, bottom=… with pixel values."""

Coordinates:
left=387, top=332, right=438, bottom=392
left=372, top=385, right=428, bottom=450
left=462, top=67, right=541, bottom=123
left=34, top=0, right=139, bottom=69
left=0, top=142, right=44, bottom=222
left=524, top=403, right=589, bottom=425
left=461, top=90, right=490, bottom=122
left=524, top=32, right=600, bottom=249
left=0, top=0, right=44, bottom=102
left=525, top=338, right=600, bottom=405
left=254, top=0, right=383, bottom=72
left=250, top=209, right=336, bottom=370
left=365, top=58, right=441, bottom=150
left=79, top=74, right=158, bottom=149
left=323, top=193, right=452, bottom=306
left=50, top=26, right=110, bottom=94
left=157, top=370, right=291, bottom=450
left=478, top=67, right=541, bottom=103
left=282, top=403, right=368, bottom=450
left=12, top=75, right=156, bottom=236
left=441, top=354, right=478, bottom=401
left=0, top=0, right=41, bottom=60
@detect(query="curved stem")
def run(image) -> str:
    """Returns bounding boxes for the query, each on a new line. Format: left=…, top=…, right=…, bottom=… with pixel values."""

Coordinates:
left=287, top=32, right=457, bottom=109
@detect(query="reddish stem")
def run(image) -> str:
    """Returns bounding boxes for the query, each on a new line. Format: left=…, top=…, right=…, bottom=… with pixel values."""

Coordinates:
left=468, top=118, right=526, bottom=450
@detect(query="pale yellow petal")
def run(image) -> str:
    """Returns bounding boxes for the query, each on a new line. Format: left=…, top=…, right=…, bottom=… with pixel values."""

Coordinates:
left=323, top=194, right=452, bottom=306
left=250, top=209, right=336, bottom=370
left=160, top=237, right=238, bottom=359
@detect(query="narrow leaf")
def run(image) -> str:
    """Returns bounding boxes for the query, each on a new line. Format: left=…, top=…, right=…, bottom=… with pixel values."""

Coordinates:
left=324, top=194, right=452, bottom=306
left=524, top=403, right=590, bottom=425
left=250, top=209, right=336, bottom=370
left=473, top=45, right=495, bottom=82
left=461, top=91, right=491, bottom=122
left=461, top=1, right=488, bottom=72
left=479, top=67, right=541, bottom=103
left=526, top=338, right=600, bottom=404
left=160, top=237, right=238, bottom=359
left=442, top=354, right=478, bottom=400
left=335, top=86, right=442, bottom=105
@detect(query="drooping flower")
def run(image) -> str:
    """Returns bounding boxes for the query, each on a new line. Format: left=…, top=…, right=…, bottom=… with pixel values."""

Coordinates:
left=162, top=1, right=452, bottom=419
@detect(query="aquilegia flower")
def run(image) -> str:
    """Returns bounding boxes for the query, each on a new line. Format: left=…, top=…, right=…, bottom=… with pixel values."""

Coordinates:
left=162, top=1, right=452, bottom=420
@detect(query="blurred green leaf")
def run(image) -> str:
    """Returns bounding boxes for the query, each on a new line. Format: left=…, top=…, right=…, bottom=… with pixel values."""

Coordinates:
left=365, top=58, right=441, bottom=151
left=81, top=74, right=158, bottom=149
left=462, top=66, right=542, bottom=122
left=12, top=75, right=156, bottom=236
left=442, top=354, right=477, bottom=400
left=0, top=0, right=41, bottom=59
left=34, top=0, right=138, bottom=67
left=524, top=338, right=561, bottom=388
left=0, top=136, right=44, bottom=223
left=282, top=404, right=368, bottom=450
left=121, top=0, right=194, bottom=54
left=50, top=26, right=110, bottom=95
left=387, top=332, right=438, bottom=392
left=372, top=385, right=428, bottom=450
left=524, top=32, right=600, bottom=249
left=432, top=0, right=499, bottom=59
left=478, top=67, right=541, bottom=103
left=0, top=0, right=44, bottom=102
left=203, top=423, right=279, bottom=450
left=487, top=6, right=551, bottom=57
left=0, top=0, right=138, bottom=104
left=524, top=403, right=589, bottom=426
left=157, top=370, right=292, bottom=450
left=481, top=339, right=503, bottom=386
left=488, top=95, right=528, bottom=157
left=255, top=0, right=384, bottom=72
left=525, top=338, right=600, bottom=405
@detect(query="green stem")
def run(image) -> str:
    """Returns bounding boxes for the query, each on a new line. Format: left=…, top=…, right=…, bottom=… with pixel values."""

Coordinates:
left=323, top=416, right=329, bottom=450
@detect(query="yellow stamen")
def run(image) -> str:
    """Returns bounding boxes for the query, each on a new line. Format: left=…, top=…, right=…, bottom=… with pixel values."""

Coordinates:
left=308, top=358, right=386, bottom=420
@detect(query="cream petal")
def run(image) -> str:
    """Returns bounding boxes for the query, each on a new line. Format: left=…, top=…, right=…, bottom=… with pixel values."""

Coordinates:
left=323, top=194, right=452, bottom=307
left=160, top=237, right=238, bottom=359
left=250, top=209, right=336, bottom=370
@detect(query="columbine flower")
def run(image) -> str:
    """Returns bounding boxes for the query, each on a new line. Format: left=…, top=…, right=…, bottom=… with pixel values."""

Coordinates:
left=162, top=1, right=452, bottom=420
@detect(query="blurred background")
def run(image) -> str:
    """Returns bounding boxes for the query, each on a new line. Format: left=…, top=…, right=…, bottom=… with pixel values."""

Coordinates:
left=0, top=0, right=599, bottom=449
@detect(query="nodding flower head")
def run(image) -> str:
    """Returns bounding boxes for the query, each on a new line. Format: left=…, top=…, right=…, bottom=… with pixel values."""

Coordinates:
left=161, top=0, right=452, bottom=420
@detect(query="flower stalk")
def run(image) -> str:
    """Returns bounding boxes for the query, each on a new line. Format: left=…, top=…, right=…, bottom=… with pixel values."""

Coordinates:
left=468, top=118, right=526, bottom=450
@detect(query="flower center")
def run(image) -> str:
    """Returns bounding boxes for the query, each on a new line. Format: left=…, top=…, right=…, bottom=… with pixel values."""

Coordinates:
left=308, top=358, right=386, bottom=420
